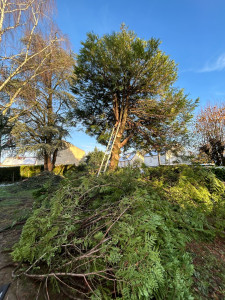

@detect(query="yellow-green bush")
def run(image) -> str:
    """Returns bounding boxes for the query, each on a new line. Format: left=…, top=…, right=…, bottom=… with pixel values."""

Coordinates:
left=20, top=165, right=43, bottom=178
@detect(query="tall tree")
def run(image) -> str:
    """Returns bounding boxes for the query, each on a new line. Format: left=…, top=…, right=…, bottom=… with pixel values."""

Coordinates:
left=196, top=104, right=225, bottom=166
left=0, top=0, right=62, bottom=114
left=11, top=34, right=76, bottom=171
left=72, top=25, right=197, bottom=169
left=0, top=107, right=15, bottom=163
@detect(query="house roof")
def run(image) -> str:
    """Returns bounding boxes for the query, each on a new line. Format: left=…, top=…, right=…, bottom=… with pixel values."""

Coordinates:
left=144, top=152, right=158, bottom=157
left=119, top=153, right=136, bottom=162
left=53, top=145, right=85, bottom=165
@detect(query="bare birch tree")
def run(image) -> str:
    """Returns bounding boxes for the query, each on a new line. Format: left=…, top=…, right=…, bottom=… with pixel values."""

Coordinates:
left=0, top=0, right=62, bottom=114
left=11, top=33, right=76, bottom=171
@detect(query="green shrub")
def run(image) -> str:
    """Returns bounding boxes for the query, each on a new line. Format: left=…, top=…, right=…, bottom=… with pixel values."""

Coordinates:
left=12, top=166, right=225, bottom=299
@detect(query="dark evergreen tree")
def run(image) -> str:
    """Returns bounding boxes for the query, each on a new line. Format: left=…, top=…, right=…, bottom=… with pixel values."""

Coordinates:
left=72, top=25, right=197, bottom=169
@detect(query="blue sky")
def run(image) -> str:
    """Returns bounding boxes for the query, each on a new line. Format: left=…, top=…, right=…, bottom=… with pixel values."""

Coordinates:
left=55, top=0, right=225, bottom=152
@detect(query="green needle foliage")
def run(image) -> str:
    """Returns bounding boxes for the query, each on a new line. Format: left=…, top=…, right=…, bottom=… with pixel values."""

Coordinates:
left=71, top=25, right=198, bottom=169
left=12, top=166, right=225, bottom=299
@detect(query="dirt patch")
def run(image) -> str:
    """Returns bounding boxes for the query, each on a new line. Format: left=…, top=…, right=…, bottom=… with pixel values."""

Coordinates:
left=0, top=228, right=38, bottom=300
left=0, top=173, right=63, bottom=299
left=187, top=238, right=225, bottom=299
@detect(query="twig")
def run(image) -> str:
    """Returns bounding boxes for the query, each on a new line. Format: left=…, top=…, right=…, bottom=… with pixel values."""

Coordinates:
left=35, top=282, right=42, bottom=300
left=91, top=205, right=130, bottom=252
left=13, top=252, right=47, bottom=278
left=57, top=243, right=109, bottom=270
left=25, top=269, right=114, bottom=279
left=60, top=284, right=85, bottom=300
left=83, top=275, right=100, bottom=299
left=78, top=184, right=111, bottom=200
left=45, top=277, right=50, bottom=300
left=54, top=274, right=89, bottom=298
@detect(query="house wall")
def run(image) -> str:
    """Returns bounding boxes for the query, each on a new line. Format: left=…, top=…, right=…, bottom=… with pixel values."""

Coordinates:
left=145, top=152, right=191, bottom=167
left=118, top=160, right=130, bottom=168
left=144, top=154, right=167, bottom=167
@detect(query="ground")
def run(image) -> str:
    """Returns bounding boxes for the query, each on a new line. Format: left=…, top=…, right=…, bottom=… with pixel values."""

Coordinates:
left=0, top=172, right=224, bottom=299
left=0, top=173, right=63, bottom=300
left=187, top=238, right=225, bottom=299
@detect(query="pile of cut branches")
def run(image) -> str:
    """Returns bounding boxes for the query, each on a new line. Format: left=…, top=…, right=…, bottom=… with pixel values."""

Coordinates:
left=12, top=167, right=225, bottom=299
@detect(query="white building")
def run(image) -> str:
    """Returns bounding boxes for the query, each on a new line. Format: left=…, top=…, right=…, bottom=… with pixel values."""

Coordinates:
left=118, top=152, right=144, bottom=168
left=144, top=151, right=189, bottom=167
left=1, top=144, right=85, bottom=167
left=144, top=152, right=165, bottom=167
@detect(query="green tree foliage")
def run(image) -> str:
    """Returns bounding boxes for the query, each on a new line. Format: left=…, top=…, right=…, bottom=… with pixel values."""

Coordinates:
left=12, top=166, right=225, bottom=299
left=71, top=25, right=197, bottom=169
left=11, top=34, right=76, bottom=171
left=85, top=147, right=104, bottom=173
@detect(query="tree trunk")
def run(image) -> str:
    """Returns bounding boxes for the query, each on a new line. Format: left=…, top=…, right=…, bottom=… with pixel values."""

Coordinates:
left=109, top=96, right=130, bottom=170
left=51, top=148, right=58, bottom=170
left=109, top=125, right=131, bottom=170
left=44, top=152, right=48, bottom=171
left=44, top=152, right=53, bottom=171
left=110, top=136, right=121, bottom=170
left=157, top=153, right=161, bottom=166
left=109, top=117, right=126, bottom=170
left=47, top=155, right=54, bottom=172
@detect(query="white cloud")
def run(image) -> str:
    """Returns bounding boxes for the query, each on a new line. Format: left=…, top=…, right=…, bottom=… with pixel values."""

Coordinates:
left=199, top=53, right=225, bottom=72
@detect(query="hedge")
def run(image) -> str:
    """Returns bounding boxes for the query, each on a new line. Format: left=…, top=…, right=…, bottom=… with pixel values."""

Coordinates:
left=20, top=165, right=44, bottom=178
left=211, top=167, right=225, bottom=182
left=0, top=164, right=74, bottom=183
